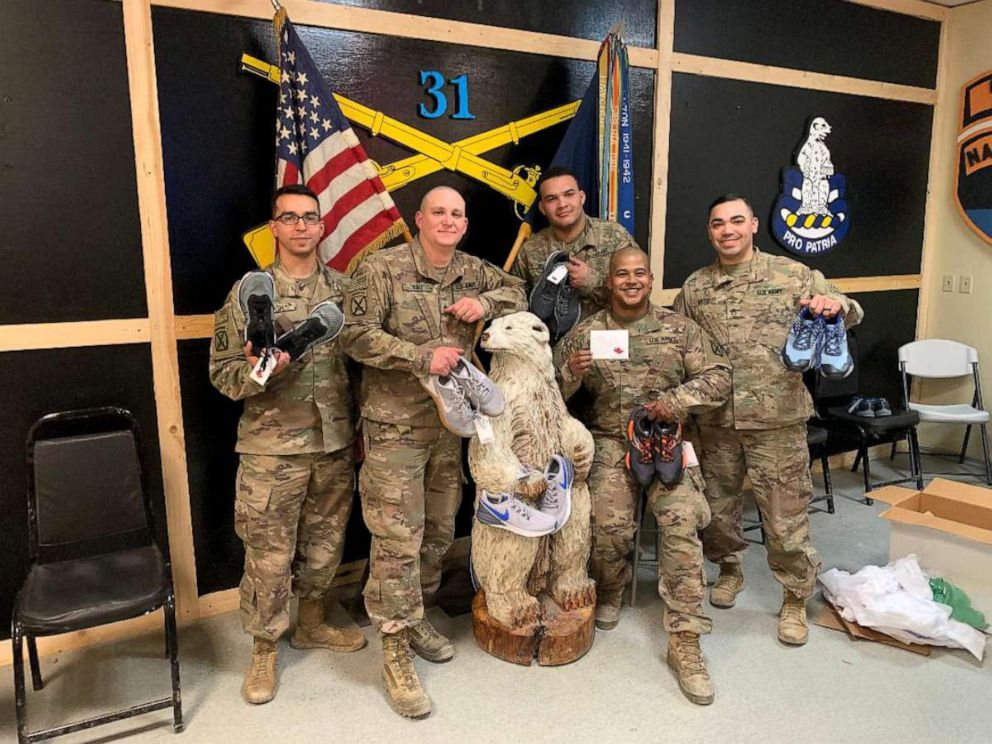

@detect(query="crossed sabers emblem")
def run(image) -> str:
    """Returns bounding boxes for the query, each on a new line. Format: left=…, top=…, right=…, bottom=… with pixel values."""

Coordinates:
left=240, top=54, right=578, bottom=264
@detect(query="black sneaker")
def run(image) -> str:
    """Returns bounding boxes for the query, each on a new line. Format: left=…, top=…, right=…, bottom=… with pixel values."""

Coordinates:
left=854, top=398, right=875, bottom=418
left=274, top=300, right=344, bottom=361
left=653, top=421, right=684, bottom=487
left=238, top=271, right=275, bottom=352
left=624, top=407, right=657, bottom=488
left=873, top=397, right=892, bottom=417
left=550, top=281, right=580, bottom=343
left=528, top=251, right=570, bottom=325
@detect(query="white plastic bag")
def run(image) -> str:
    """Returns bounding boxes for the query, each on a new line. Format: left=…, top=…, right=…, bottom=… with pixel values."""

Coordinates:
left=819, top=555, right=986, bottom=660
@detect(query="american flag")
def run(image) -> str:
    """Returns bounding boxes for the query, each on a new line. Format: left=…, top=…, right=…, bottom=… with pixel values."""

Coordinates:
left=274, top=11, right=406, bottom=272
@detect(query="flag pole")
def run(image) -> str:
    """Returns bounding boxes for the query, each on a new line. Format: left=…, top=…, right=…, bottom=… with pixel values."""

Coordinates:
left=270, top=0, right=283, bottom=10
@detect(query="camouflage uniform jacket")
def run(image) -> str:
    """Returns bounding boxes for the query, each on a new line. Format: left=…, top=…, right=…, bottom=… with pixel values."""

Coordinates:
left=208, top=258, right=354, bottom=455
left=673, top=247, right=863, bottom=430
left=511, top=216, right=638, bottom=319
left=554, top=305, right=731, bottom=464
left=340, top=237, right=527, bottom=426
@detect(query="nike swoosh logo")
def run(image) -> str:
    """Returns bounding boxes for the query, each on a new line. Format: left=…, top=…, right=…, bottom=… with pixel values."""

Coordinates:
left=486, top=505, right=509, bottom=520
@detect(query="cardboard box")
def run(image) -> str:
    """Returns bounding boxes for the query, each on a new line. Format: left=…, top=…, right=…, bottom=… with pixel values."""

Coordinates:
left=872, top=478, right=992, bottom=616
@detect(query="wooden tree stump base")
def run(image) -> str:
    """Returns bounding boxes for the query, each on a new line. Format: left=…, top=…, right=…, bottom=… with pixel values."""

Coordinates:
left=471, top=590, right=595, bottom=666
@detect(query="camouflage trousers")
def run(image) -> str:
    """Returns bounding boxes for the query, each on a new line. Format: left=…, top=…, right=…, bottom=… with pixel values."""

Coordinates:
left=358, top=419, right=461, bottom=635
left=234, top=447, right=355, bottom=642
left=588, top=437, right=713, bottom=635
left=697, top=423, right=821, bottom=598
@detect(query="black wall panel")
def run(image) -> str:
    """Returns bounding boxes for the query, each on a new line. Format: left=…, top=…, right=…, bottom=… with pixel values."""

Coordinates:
left=665, top=74, right=933, bottom=286
left=324, top=0, right=658, bottom=50
left=0, top=344, right=162, bottom=639
left=153, top=8, right=655, bottom=315
left=674, top=0, right=939, bottom=90
left=0, top=0, right=147, bottom=325
left=847, top=289, right=919, bottom=407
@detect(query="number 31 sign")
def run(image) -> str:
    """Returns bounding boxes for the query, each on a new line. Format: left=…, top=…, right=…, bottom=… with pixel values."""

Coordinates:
left=418, top=70, right=475, bottom=120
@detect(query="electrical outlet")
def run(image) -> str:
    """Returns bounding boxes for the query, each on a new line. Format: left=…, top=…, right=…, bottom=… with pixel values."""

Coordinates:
left=959, top=275, right=973, bottom=294
left=943, top=274, right=955, bottom=292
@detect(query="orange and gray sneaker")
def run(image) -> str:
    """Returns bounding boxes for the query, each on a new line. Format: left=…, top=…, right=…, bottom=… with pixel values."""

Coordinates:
left=653, top=421, right=684, bottom=487
left=625, top=407, right=657, bottom=487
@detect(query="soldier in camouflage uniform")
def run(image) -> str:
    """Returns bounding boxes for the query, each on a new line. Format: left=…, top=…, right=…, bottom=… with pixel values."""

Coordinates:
left=209, top=185, right=366, bottom=706
left=555, top=247, right=730, bottom=705
left=340, top=186, right=526, bottom=719
left=673, top=194, right=863, bottom=646
left=511, top=166, right=640, bottom=323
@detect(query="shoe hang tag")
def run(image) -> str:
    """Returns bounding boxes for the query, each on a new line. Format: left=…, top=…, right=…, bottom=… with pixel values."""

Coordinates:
left=249, top=348, right=279, bottom=386
left=474, top=415, right=495, bottom=444
left=590, top=329, right=629, bottom=360
left=547, top=264, right=569, bottom=285
left=681, top=441, right=699, bottom=468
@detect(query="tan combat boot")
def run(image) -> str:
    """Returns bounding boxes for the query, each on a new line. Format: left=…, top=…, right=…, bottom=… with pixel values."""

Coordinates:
left=594, top=602, right=621, bottom=631
left=290, top=598, right=367, bottom=652
left=666, top=632, right=714, bottom=705
left=778, top=590, right=809, bottom=645
left=242, top=639, right=278, bottom=705
left=409, top=618, right=454, bottom=663
left=382, top=630, right=432, bottom=719
left=709, top=563, right=745, bottom=608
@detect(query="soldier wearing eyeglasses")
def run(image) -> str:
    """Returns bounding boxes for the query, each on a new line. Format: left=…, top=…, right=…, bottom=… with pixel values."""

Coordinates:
left=209, top=184, right=365, bottom=706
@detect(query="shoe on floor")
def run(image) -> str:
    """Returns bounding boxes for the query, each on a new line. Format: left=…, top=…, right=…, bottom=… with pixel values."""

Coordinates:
left=409, top=618, right=455, bottom=663
left=778, top=590, right=809, bottom=645
left=667, top=632, right=714, bottom=705
left=595, top=602, right=621, bottom=630
left=382, top=630, right=432, bottom=719
left=290, top=598, right=367, bottom=652
left=476, top=490, right=559, bottom=537
left=242, top=639, right=278, bottom=705
left=709, top=563, right=744, bottom=608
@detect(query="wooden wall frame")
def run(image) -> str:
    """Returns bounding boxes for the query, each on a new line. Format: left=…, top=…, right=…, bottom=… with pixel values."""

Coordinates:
left=0, top=0, right=947, bottom=666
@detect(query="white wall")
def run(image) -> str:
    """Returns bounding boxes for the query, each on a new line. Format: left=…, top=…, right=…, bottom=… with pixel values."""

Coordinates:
left=919, top=0, right=992, bottom=456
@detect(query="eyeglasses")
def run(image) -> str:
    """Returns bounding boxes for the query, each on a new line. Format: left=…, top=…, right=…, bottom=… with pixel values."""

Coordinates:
left=275, top=212, right=321, bottom=226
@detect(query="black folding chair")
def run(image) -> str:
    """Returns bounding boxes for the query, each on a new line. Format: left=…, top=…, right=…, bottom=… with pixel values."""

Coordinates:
left=11, top=407, right=182, bottom=743
left=812, top=334, right=923, bottom=504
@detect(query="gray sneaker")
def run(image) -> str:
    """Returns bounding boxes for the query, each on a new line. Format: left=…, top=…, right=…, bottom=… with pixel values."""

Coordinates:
left=448, top=357, right=505, bottom=416
left=274, top=301, right=344, bottom=361
left=423, top=375, right=478, bottom=437
left=539, top=455, right=573, bottom=526
left=238, top=271, right=275, bottom=351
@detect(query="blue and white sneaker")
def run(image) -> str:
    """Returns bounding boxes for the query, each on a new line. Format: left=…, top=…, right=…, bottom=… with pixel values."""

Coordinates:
left=540, top=454, right=574, bottom=526
left=475, top=490, right=559, bottom=538
left=782, top=308, right=822, bottom=372
left=818, top=312, right=853, bottom=378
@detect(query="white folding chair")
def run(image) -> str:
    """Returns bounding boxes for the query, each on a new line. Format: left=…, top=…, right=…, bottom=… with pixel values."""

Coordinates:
left=898, top=339, right=992, bottom=485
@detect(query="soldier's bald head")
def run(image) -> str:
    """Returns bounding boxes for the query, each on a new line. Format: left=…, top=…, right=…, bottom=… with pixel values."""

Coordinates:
left=608, top=246, right=650, bottom=275
left=420, top=186, right=465, bottom=213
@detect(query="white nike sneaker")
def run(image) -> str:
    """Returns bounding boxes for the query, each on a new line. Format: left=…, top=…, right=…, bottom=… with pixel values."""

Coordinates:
left=475, top=490, right=559, bottom=538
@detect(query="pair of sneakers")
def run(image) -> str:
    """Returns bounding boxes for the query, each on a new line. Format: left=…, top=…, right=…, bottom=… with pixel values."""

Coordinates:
left=625, top=407, right=684, bottom=488
left=847, top=396, right=893, bottom=417
left=528, top=251, right=581, bottom=344
left=782, top=308, right=852, bottom=379
left=238, top=271, right=344, bottom=359
left=423, top=357, right=505, bottom=438
left=475, top=455, right=574, bottom=538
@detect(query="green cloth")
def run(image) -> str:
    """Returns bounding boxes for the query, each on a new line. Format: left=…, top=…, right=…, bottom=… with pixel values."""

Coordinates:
left=930, top=577, right=988, bottom=629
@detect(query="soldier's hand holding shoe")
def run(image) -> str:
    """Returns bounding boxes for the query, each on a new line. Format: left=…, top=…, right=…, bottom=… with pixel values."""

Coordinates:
left=645, top=397, right=681, bottom=422
left=444, top=297, right=485, bottom=323
left=567, top=256, right=591, bottom=288
left=801, top=294, right=842, bottom=319
left=430, top=346, right=463, bottom=376
left=245, top=341, right=291, bottom=377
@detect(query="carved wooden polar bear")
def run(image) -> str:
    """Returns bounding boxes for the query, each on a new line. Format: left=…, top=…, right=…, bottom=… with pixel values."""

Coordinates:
left=468, top=311, right=595, bottom=629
